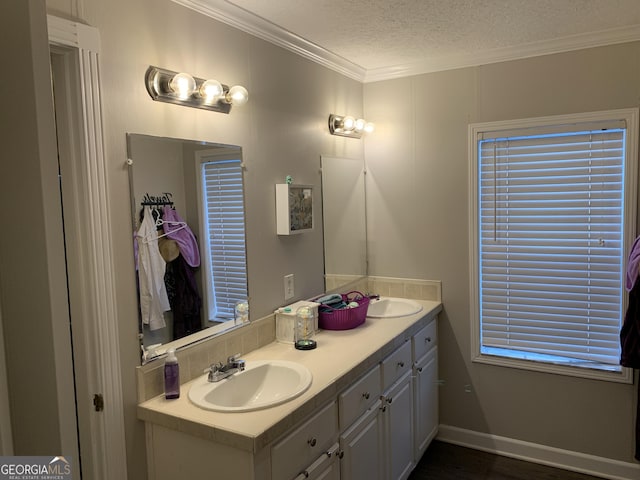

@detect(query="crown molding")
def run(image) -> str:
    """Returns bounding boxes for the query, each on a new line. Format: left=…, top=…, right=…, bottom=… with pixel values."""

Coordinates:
left=172, top=0, right=366, bottom=81
left=172, top=1, right=640, bottom=84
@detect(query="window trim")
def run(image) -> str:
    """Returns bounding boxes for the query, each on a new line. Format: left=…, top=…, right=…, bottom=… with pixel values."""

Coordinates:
left=468, top=108, right=639, bottom=384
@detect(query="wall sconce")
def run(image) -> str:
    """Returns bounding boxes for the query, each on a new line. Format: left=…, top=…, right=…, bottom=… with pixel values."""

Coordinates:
left=145, top=66, right=249, bottom=114
left=328, top=114, right=374, bottom=139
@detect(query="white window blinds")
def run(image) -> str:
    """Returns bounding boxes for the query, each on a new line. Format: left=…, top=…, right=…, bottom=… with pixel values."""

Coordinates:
left=479, top=127, right=626, bottom=367
left=201, top=159, right=248, bottom=321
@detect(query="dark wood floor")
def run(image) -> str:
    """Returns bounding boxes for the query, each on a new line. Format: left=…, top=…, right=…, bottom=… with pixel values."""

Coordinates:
left=408, top=441, right=605, bottom=480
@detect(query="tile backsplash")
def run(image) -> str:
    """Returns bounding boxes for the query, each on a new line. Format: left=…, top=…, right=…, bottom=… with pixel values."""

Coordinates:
left=136, top=276, right=441, bottom=402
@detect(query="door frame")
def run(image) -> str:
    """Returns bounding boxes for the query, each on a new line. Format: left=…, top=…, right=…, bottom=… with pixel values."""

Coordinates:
left=0, top=306, right=12, bottom=455
left=48, top=15, right=127, bottom=480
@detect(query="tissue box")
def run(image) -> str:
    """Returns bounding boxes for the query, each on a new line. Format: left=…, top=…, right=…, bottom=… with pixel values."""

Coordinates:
left=275, top=300, right=320, bottom=344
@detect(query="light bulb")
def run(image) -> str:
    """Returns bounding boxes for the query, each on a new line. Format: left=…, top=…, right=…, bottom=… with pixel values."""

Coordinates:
left=364, top=122, right=375, bottom=133
left=342, top=116, right=356, bottom=131
left=199, top=79, right=223, bottom=104
left=226, top=85, right=249, bottom=106
left=355, top=118, right=366, bottom=132
left=168, top=72, right=196, bottom=99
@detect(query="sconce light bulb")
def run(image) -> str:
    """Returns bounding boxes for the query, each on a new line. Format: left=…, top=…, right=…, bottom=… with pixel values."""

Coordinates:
left=354, top=118, right=366, bottom=132
left=226, top=85, right=249, bottom=106
left=342, top=116, right=356, bottom=131
left=169, top=72, right=196, bottom=99
left=364, top=122, right=375, bottom=133
left=199, top=79, right=223, bottom=104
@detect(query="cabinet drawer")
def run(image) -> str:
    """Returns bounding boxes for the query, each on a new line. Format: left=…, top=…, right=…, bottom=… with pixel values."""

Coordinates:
left=413, top=318, right=437, bottom=361
left=272, top=401, right=338, bottom=480
left=339, top=364, right=381, bottom=429
left=381, top=340, right=411, bottom=391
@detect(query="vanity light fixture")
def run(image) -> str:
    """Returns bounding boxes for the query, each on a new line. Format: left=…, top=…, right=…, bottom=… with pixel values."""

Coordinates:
left=145, top=66, right=249, bottom=114
left=328, top=114, right=375, bottom=139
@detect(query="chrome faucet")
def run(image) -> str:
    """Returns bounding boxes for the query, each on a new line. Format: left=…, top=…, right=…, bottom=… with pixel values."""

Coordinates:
left=205, top=354, right=245, bottom=382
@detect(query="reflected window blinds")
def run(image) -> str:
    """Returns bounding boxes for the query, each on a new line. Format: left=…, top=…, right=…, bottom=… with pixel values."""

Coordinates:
left=202, top=159, right=248, bottom=321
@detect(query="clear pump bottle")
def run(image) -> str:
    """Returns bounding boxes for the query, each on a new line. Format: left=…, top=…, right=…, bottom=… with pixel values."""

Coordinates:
left=164, top=348, right=180, bottom=399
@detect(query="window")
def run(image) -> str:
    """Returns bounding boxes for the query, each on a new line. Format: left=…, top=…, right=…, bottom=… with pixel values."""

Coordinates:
left=469, top=109, right=638, bottom=382
left=198, top=152, right=248, bottom=322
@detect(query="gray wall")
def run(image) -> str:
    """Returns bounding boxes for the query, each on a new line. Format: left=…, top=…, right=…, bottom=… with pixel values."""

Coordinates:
left=364, top=41, right=640, bottom=462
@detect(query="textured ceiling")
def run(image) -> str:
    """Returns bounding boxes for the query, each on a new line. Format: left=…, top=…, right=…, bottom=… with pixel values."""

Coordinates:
left=183, top=0, right=640, bottom=80
left=227, top=0, right=640, bottom=69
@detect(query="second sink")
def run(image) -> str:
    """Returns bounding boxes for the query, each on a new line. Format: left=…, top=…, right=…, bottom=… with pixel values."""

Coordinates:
left=366, top=297, right=423, bottom=318
left=188, top=360, right=312, bottom=413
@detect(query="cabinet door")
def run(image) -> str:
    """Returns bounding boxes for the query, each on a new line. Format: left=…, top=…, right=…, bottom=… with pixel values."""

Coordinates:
left=414, top=347, right=438, bottom=461
left=339, top=400, right=383, bottom=480
left=384, top=371, right=414, bottom=480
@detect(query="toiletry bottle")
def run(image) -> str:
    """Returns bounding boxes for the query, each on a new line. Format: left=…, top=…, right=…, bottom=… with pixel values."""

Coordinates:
left=164, top=348, right=180, bottom=399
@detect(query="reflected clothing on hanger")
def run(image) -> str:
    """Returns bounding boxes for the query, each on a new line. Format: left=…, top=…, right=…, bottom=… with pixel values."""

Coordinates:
left=621, top=257, right=640, bottom=460
left=162, top=206, right=200, bottom=267
left=135, top=206, right=170, bottom=330
left=165, top=254, right=202, bottom=339
left=626, top=235, right=640, bottom=292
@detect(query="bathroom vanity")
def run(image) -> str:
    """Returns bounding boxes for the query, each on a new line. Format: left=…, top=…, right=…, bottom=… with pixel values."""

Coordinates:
left=138, top=299, right=442, bottom=480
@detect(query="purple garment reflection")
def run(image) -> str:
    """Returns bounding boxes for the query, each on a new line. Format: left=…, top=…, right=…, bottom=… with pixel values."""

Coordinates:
left=627, top=235, right=640, bottom=292
left=162, top=206, right=200, bottom=267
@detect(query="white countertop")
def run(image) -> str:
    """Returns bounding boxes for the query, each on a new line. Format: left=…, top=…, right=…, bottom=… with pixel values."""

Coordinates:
left=138, top=299, right=442, bottom=453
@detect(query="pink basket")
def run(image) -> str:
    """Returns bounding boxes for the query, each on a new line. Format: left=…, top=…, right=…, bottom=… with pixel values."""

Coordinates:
left=317, top=291, right=370, bottom=331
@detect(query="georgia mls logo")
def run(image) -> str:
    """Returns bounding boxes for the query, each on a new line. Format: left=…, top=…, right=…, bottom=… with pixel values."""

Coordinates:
left=0, top=456, right=72, bottom=479
left=49, top=457, right=71, bottom=475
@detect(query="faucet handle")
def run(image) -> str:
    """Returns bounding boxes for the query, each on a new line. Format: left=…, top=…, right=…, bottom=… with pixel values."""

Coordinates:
left=204, top=362, right=223, bottom=374
left=227, top=353, right=245, bottom=371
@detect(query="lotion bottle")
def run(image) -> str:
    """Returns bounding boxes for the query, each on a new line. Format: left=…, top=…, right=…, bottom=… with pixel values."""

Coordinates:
left=164, top=348, right=180, bottom=399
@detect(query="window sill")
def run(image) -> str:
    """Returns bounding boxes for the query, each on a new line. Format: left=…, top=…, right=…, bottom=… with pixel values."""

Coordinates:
left=473, top=347, right=633, bottom=384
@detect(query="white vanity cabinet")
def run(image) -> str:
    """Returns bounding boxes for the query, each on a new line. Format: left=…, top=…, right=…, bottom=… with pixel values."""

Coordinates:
left=380, top=340, right=414, bottom=480
left=271, top=401, right=339, bottom=480
left=139, top=302, right=442, bottom=480
left=412, top=317, right=438, bottom=461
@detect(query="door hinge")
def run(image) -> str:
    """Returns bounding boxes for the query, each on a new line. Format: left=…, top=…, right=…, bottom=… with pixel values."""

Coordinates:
left=93, top=393, right=104, bottom=412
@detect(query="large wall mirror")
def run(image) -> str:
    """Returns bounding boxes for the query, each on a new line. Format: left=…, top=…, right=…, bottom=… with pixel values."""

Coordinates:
left=127, top=134, right=249, bottom=362
left=321, top=155, right=367, bottom=291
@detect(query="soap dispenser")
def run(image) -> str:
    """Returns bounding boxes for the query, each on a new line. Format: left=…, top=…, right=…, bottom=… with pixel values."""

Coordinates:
left=294, top=306, right=317, bottom=350
left=164, top=348, right=180, bottom=399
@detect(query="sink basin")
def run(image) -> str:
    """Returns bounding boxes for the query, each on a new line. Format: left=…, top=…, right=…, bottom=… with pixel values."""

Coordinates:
left=188, top=360, right=312, bottom=412
left=367, top=297, right=423, bottom=318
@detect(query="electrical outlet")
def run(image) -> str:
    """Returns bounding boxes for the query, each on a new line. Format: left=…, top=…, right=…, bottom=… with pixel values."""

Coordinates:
left=284, top=274, right=295, bottom=300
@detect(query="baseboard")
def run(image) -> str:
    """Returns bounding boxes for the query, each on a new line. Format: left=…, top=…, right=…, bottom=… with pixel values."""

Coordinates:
left=437, top=424, right=640, bottom=480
